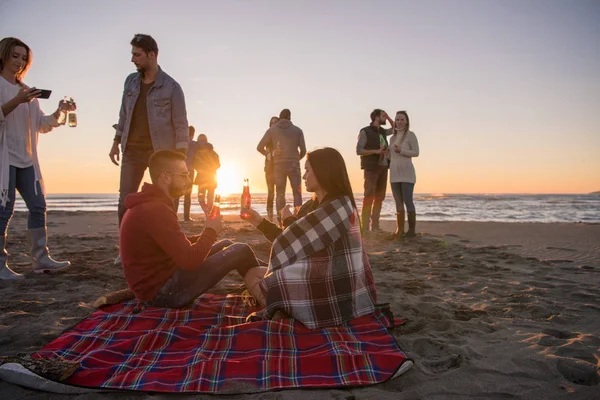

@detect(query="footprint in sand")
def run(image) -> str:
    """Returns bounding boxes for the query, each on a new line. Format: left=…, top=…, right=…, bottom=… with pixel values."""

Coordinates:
left=557, top=358, right=599, bottom=386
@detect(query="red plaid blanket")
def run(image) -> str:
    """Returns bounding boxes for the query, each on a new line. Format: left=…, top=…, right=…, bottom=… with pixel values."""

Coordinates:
left=33, top=294, right=410, bottom=394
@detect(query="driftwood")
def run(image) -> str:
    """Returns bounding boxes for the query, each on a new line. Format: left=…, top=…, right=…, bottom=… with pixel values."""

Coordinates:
left=92, top=288, right=136, bottom=308
left=0, top=354, right=79, bottom=382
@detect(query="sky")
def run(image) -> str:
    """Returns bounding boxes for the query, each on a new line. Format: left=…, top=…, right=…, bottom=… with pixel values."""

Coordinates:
left=1, top=0, right=599, bottom=195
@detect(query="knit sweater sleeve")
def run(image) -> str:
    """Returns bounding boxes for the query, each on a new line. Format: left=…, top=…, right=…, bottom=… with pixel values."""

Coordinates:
left=402, top=132, right=419, bottom=158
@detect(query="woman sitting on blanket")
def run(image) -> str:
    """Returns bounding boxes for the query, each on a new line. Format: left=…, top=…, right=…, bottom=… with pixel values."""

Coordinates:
left=240, top=147, right=378, bottom=329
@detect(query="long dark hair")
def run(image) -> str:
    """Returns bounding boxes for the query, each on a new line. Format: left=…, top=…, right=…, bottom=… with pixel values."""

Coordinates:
left=394, top=110, right=410, bottom=134
left=305, top=147, right=357, bottom=211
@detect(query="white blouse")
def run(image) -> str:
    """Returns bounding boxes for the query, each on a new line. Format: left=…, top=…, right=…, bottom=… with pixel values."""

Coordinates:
left=0, top=78, right=33, bottom=167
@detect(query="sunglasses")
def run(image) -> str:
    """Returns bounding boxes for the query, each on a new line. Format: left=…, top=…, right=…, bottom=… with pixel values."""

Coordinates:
left=166, top=171, right=190, bottom=178
left=134, top=34, right=150, bottom=43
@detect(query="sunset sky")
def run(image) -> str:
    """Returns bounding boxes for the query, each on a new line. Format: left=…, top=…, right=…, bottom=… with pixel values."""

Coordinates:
left=1, top=0, right=599, bottom=194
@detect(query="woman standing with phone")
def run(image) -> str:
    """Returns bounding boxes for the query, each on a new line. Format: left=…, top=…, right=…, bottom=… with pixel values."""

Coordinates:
left=0, top=37, right=76, bottom=280
left=389, top=111, right=419, bottom=239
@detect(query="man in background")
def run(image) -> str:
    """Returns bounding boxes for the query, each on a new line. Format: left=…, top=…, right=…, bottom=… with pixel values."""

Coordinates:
left=192, top=134, right=220, bottom=212
left=108, top=33, right=189, bottom=265
left=356, top=109, right=393, bottom=233
left=257, top=109, right=306, bottom=223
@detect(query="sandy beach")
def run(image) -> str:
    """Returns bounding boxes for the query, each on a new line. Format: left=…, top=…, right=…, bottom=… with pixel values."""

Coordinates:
left=1, top=211, right=599, bottom=399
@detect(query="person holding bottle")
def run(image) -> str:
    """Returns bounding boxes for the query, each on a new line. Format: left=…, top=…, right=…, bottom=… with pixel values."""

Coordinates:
left=388, top=111, right=419, bottom=238
left=120, top=150, right=261, bottom=308
left=0, top=37, right=76, bottom=280
left=240, top=147, right=377, bottom=329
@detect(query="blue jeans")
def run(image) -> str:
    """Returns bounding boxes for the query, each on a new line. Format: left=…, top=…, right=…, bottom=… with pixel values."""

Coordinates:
left=274, top=161, right=302, bottom=215
left=118, top=148, right=154, bottom=226
left=149, top=240, right=265, bottom=309
left=391, top=182, right=415, bottom=213
left=0, top=166, right=46, bottom=235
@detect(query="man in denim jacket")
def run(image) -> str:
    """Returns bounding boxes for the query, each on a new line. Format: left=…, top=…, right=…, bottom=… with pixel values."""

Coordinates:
left=109, top=34, right=189, bottom=264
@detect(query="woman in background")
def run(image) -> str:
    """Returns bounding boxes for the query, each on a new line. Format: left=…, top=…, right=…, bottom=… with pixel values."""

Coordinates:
left=388, top=111, right=419, bottom=239
left=0, top=37, right=75, bottom=280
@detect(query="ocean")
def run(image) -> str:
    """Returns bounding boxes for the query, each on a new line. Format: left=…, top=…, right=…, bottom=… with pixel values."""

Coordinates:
left=12, top=193, right=600, bottom=223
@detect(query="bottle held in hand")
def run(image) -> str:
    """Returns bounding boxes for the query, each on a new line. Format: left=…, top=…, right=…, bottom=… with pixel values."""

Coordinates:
left=210, top=195, right=221, bottom=220
left=64, top=97, right=77, bottom=127
left=241, top=178, right=251, bottom=209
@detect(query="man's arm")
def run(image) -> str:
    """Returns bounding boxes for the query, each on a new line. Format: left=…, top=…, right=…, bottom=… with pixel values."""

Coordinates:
left=149, top=204, right=217, bottom=270
left=356, top=129, right=381, bottom=156
left=298, top=128, right=306, bottom=159
left=171, top=83, right=189, bottom=151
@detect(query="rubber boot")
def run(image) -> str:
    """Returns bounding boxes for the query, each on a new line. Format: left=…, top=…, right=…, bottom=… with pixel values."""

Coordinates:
left=406, top=212, right=417, bottom=238
left=28, top=227, right=71, bottom=273
left=392, top=211, right=406, bottom=240
left=0, top=234, right=24, bottom=280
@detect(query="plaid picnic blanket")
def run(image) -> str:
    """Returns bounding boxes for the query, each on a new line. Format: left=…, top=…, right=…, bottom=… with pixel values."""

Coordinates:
left=259, top=196, right=378, bottom=329
left=33, top=294, right=410, bottom=394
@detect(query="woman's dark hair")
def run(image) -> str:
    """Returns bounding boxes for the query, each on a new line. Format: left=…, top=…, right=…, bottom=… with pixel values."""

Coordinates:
left=306, top=147, right=357, bottom=211
left=269, top=116, right=279, bottom=127
left=395, top=110, right=410, bottom=133
left=0, top=37, right=32, bottom=82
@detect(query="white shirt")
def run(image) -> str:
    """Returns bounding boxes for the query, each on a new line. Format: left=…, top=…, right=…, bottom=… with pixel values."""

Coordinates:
left=0, top=77, right=33, bottom=167
left=389, top=130, right=419, bottom=184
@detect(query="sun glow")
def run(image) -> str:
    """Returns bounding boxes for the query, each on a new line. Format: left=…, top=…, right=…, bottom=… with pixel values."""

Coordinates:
left=216, top=164, right=243, bottom=196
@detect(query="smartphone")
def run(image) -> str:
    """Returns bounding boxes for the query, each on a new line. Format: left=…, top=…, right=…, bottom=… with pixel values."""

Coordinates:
left=30, top=88, right=52, bottom=99
left=37, top=89, right=52, bottom=99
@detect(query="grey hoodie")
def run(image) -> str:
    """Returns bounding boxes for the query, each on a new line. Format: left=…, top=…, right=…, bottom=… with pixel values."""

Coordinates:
left=257, top=119, right=306, bottom=165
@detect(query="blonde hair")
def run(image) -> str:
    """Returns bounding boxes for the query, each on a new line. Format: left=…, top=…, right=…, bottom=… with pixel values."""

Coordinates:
left=0, top=37, right=32, bottom=83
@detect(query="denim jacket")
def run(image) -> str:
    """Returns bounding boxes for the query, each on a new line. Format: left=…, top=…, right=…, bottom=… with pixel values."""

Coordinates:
left=115, top=67, right=189, bottom=152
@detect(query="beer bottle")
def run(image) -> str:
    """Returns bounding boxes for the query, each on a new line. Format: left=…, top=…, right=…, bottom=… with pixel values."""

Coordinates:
left=241, top=179, right=251, bottom=209
left=66, top=97, right=77, bottom=127
left=210, top=195, right=221, bottom=220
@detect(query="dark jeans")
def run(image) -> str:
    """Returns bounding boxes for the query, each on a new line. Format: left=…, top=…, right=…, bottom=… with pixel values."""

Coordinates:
left=118, top=148, right=153, bottom=226
left=149, top=240, right=264, bottom=309
left=362, top=166, right=388, bottom=230
left=391, top=182, right=415, bottom=213
left=274, top=161, right=302, bottom=216
left=0, top=166, right=46, bottom=235
left=265, top=164, right=275, bottom=212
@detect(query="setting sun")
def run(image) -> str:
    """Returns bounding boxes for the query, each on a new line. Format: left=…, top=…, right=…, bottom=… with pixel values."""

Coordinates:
left=216, top=164, right=242, bottom=195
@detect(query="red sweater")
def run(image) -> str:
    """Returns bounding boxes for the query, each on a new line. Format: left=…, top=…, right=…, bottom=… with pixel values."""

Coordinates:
left=120, top=183, right=217, bottom=302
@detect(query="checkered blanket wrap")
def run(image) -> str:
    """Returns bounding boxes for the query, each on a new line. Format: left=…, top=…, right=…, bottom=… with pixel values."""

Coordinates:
left=260, top=196, right=377, bottom=328
left=33, top=294, right=409, bottom=394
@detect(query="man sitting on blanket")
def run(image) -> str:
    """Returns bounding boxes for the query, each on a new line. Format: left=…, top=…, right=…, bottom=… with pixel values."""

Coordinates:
left=120, top=150, right=260, bottom=308
left=240, top=147, right=378, bottom=329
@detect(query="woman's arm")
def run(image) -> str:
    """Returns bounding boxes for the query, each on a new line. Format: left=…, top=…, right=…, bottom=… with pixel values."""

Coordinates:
left=1, top=87, right=40, bottom=121
left=402, top=132, right=420, bottom=158
left=39, top=99, right=74, bottom=134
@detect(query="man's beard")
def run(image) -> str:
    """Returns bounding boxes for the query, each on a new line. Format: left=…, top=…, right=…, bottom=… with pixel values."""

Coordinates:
left=136, top=65, right=146, bottom=75
left=168, top=183, right=187, bottom=198
left=380, top=120, right=387, bottom=126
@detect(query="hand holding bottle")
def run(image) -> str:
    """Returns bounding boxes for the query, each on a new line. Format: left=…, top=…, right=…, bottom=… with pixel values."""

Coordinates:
left=240, top=207, right=263, bottom=227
